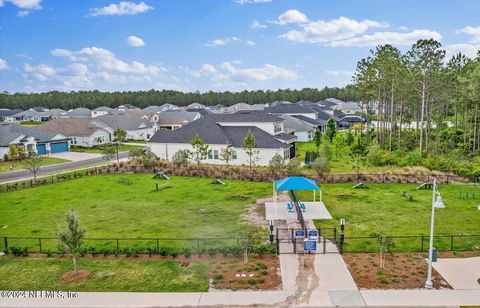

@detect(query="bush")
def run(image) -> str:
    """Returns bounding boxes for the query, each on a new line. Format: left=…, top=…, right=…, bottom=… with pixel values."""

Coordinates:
left=367, top=144, right=384, bottom=166
left=182, top=249, right=191, bottom=258
left=247, top=279, right=258, bottom=285
left=169, top=250, right=178, bottom=258
left=172, top=150, right=190, bottom=167
left=311, top=156, right=330, bottom=177
left=9, top=246, right=28, bottom=257
left=159, top=248, right=169, bottom=257
left=286, top=159, right=302, bottom=176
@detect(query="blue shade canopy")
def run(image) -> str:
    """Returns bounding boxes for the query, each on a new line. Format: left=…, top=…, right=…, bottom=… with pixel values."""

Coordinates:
left=275, top=176, right=320, bottom=191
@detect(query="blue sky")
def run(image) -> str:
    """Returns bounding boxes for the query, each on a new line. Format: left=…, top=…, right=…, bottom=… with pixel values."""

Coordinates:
left=0, top=0, right=479, bottom=93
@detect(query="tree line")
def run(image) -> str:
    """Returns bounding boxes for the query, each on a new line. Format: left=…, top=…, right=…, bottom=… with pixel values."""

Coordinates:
left=353, top=39, right=480, bottom=158
left=0, top=86, right=358, bottom=110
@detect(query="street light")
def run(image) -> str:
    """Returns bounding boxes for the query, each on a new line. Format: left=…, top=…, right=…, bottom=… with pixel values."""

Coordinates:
left=425, top=179, right=445, bottom=289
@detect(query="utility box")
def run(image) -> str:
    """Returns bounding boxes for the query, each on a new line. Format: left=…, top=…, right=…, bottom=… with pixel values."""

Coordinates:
left=432, top=247, right=438, bottom=262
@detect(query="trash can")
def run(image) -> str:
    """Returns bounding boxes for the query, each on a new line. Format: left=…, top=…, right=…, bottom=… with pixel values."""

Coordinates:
left=432, top=247, right=438, bottom=262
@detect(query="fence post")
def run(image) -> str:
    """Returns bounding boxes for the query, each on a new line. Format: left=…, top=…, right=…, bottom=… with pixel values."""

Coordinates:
left=421, top=236, right=424, bottom=251
left=4, top=237, right=8, bottom=252
left=451, top=235, right=454, bottom=251
left=116, top=239, right=120, bottom=253
left=38, top=238, right=42, bottom=253
left=156, top=238, right=160, bottom=254
left=276, top=229, right=279, bottom=255
left=197, top=239, right=200, bottom=253
left=333, top=227, right=337, bottom=243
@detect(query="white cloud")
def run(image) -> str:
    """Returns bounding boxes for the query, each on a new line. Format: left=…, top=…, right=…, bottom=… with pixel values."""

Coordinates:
left=279, top=16, right=387, bottom=44
left=251, top=20, right=267, bottom=29
left=23, top=63, right=57, bottom=81
left=446, top=43, right=480, bottom=58
left=0, top=58, right=8, bottom=70
left=325, top=70, right=353, bottom=76
left=88, top=1, right=153, bottom=17
left=127, top=35, right=146, bottom=47
left=456, top=26, right=480, bottom=44
left=275, top=9, right=308, bottom=25
left=190, top=61, right=298, bottom=86
left=330, top=29, right=442, bottom=47
left=235, top=0, right=271, bottom=4
left=50, top=46, right=165, bottom=75
left=2, top=0, right=41, bottom=9
left=17, top=10, right=29, bottom=16
left=205, top=37, right=255, bottom=47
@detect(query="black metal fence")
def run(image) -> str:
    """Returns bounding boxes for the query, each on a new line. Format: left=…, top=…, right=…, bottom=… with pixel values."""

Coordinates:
left=342, top=234, right=480, bottom=253
left=0, top=236, right=277, bottom=256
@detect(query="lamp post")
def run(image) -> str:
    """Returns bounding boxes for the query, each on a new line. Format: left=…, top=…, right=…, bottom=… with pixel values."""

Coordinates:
left=425, top=179, right=445, bottom=289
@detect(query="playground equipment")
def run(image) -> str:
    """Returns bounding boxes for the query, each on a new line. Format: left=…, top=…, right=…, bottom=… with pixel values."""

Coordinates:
left=459, top=191, right=478, bottom=199
left=117, top=177, right=132, bottom=185
left=211, top=179, right=225, bottom=185
left=155, top=181, right=171, bottom=191
left=417, top=182, right=433, bottom=190
left=153, top=172, right=170, bottom=180
left=402, top=191, right=414, bottom=201
left=352, top=182, right=369, bottom=189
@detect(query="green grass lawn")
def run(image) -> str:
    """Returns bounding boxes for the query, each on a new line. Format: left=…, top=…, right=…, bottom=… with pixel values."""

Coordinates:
left=0, top=157, right=70, bottom=173
left=0, top=257, right=209, bottom=292
left=71, top=144, right=144, bottom=154
left=0, top=175, right=271, bottom=241
left=297, top=183, right=480, bottom=252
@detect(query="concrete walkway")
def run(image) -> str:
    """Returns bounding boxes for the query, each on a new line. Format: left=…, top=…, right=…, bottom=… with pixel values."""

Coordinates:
left=433, top=256, right=480, bottom=289
left=49, top=152, right=101, bottom=162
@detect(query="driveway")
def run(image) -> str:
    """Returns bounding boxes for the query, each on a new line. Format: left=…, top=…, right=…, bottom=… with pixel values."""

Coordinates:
left=433, top=256, right=480, bottom=289
left=49, top=152, right=102, bottom=161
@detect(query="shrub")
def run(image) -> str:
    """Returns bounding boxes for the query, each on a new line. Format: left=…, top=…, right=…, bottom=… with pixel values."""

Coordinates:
left=182, top=249, right=191, bottom=258
left=247, top=279, right=258, bottom=285
left=311, top=156, right=330, bottom=177
left=9, top=246, right=28, bottom=257
left=286, top=159, right=302, bottom=176
left=367, top=144, right=384, bottom=166
left=159, top=248, right=169, bottom=257
left=169, top=250, right=178, bottom=258
left=256, top=262, right=268, bottom=270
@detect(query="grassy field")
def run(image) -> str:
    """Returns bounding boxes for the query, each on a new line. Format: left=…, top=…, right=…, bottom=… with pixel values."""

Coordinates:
left=297, top=183, right=480, bottom=251
left=0, top=257, right=209, bottom=292
left=0, top=175, right=271, bottom=240
left=70, top=144, right=144, bottom=154
left=0, top=157, right=70, bottom=173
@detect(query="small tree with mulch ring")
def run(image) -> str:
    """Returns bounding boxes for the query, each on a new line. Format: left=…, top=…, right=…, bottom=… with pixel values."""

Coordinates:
left=57, top=208, right=85, bottom=273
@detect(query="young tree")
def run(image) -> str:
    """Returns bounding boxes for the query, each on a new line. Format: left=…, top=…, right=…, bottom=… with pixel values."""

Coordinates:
left=57, top=208, right=85, bottom=273
left=346, top=130, right=354, bottom=146
left=332, top=133, right=346, bottom=159
left=311, top=156, right=330, bottom=177
left=7, top=144, right=19, bottom=170
left=113, top=129, right=127, bottom=163
left=190, top=133, right=209, bottom=165
left=321, top=140, right=332, bottom=160
left=350, top=135, right=368, bottom=181
left=373, top=231, right=394, bottom=269
left=286, top=158, right=302, bottom=176
left=100, top=146, right=116, bottom=165
left=268, top=153, right=285, bottom=178
left=325, top=118, right=337, bottom=142
left=313, top=128, right=322, bottom=154
left=219, top=146, right=234, bottom=165
left=239, top=231, right=261, bottom=264
left=171, top=150, right=190, bottom=167
left=21, top=153, right=43, bottom=182
left=243, top=129, right=258, bottom=171
left=139, top=151, right=158, bottom=169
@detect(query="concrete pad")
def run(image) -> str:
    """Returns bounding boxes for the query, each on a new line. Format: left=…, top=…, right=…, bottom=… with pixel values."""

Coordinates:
left=49, top=152, right=102, bottom=161
left=433, top=256, right=480, bottom=289
left=279, top=254, right=300, bottom=291
left=314, top=254, right=358, bottom=291
left=265, top=201, right=332, bottom=221
left=361, top=289, right=480, bottom=306
left=329, top=290, right=365, bottom=306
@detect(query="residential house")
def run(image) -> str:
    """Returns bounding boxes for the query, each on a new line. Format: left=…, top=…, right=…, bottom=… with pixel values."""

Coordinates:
left=128, top=109, right=160, bottom=123
left=64, top=108, right=92, bottom=118
left=0, top=123, right=70, bottom=159
left=157, top=110, right=201, bottom=130
left=13, top=108, right=51, bottom=122
left=117, top=104, right=139, bottom=112
left=47, top=109, right=66, bottom=118
left=37, top=118, right=110, bottom=148
left=149, top=111, right=296, bottom=166
left=95, top=113, right=158, bottom=141
left=92, top=106, right=116, bottom=118
left=0, top=109, right=23, bottom=122
left=186, top=103, right=205, bottom=109
left=265, top=104, right=318, bottom=120
left=279, top=114, right=317, bottom=142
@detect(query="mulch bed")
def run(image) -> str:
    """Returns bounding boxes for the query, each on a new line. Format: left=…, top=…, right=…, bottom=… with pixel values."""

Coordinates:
left=343, top=252, right=452, bottom=289
left=208, top=256, right=281, bottom=291
left=61, top=270, right=91, bottom=284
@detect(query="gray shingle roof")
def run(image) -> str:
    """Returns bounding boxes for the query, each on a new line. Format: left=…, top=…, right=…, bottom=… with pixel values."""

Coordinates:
left=265, top=104, right=317, bottom=114
left=214, top=111, right=283, bottom=123
left=279, top=114, right=316, bottom=132
left=0, top=109, right=23, bottom=117
left=94, top=106, right=115, bottom=112
left=157, top=111, right=200, bottom=125
left=0, top=123, right=63, bottom=146
left=37, top=118, right=101, bottom=137
left=150, top=115, right=289, bottom=149
left=96, top=113, right=153, bottom=130
left=292, top=115, right=328, bottom=126
left=65, top=108, right=92, bottom=117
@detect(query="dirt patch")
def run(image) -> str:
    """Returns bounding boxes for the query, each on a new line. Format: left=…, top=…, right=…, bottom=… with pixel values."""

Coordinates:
left=208, top=256, right=281, bottom=291
left=343, top=252, right=451, bottom=289
left=242, top=192, right=291, bottom=228
left=60, top=270, right=91, bottom=284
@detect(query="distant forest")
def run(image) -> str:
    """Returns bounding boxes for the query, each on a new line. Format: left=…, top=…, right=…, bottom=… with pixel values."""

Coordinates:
left=0, top=86, right=358, bottom=110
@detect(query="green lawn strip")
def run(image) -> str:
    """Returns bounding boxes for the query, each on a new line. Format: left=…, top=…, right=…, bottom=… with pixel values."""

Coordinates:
left=0, top=157, right=71, bottom=173
left=0, top=175, right=271, bottom=251
left=0, top=257, right=209, bottom=292
left=71, top=144, right=144, bottom=154
left=296, top=183, right=480, bottom=252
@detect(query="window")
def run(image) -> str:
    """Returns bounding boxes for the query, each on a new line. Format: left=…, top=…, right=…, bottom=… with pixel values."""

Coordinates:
left=208, top=150, right=213, bottom=159
left=213, top=150, right=219, bottom=160
left=283, top=148, right=290, bottom=160
left=232, top=150, right=238, bottom=160
left=274, top=123, right=282, bottom=133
